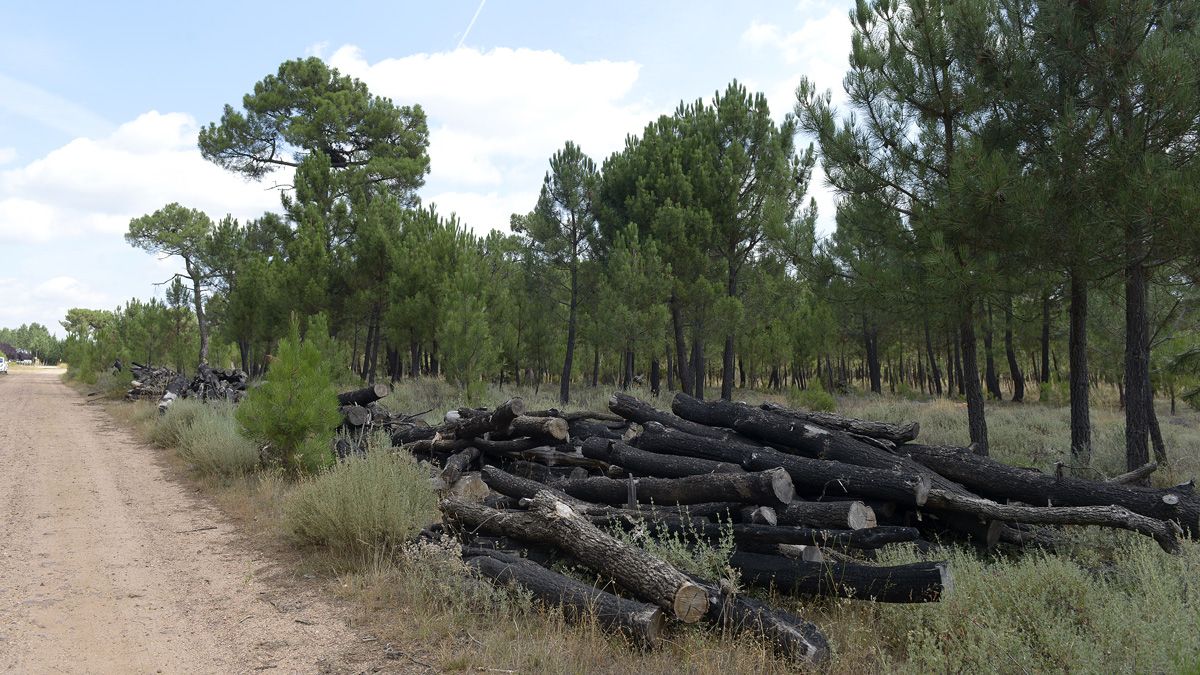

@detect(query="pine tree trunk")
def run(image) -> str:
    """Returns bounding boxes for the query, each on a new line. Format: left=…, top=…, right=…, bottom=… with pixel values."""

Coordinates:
left=863, top=316, right=882, bottom=394
left=665, top=340, right=675, bottom=392
left=1124, top=249, right=1151, bottom=472
left=952, top=333, right=964, bottom=396
left=1004, top=296, right=1024, bottom=402
left=1069, top=271, right=1092, bottom=467
left=1040, top=291, right=1052, bottom=384
left=960, top=315, right=989, bottom=454
left=1149, top=403, right=1168, bottom=467
left=560, top=262, right=579, bottom=405
left=186, top=262, right=209, bottom=367
left=650, top=358, right=661, bottom=396
left=944, top=335, right=954, bottom=397
left=721, top=268, right=737, bottom=401
left=983, top=303, right=1002, bottom=400
left=691, top=331, right=705, bottom=401
left=671, top=297, right=693, bottom=396
left=410, top=339, right=420, bottom=379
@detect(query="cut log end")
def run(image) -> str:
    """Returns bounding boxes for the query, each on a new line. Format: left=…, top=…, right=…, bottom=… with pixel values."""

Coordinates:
left=634, top=606, right=666, bottom=646
left=846, top=502, right=872, bottom=530
left=937, top=562, right=954, bottom=599
left=914, top=475, right=931, bottom=506
left=769, top=468, right=796, bottom=505
left=673, top=583, right=710, bottom=624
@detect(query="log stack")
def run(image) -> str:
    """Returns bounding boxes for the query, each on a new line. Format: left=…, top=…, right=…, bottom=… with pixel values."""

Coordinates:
left=403, top=391, right=1194, bottom=663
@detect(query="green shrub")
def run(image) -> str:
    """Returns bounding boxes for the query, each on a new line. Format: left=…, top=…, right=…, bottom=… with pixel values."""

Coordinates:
left=282, top=435, right=438, bottom=559
left=148, top=398, right=204, bottom=447
left=176, top=402, right=260, bottom=476
left=786, top=382, right=837, bottom=413
left=236, top=319, right=340, bottom=474
left=608, top=512, right=736, bottom=583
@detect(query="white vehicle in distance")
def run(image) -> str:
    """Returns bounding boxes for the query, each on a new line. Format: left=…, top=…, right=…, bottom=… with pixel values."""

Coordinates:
left=0, top=356, right=7, bottom=374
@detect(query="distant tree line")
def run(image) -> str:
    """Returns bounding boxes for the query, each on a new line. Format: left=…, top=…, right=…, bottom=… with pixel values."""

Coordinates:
left=63, top=0, right=1200, bottom=474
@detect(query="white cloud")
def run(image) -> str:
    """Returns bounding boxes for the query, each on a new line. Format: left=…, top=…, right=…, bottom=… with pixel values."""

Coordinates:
left=741, top=9, right=853, bottom=107
left=0, top=111, right=285, bottom=242
left=0, top=275, right=112, bottom=334
left=0, top=147, right=16, bottom=165
left=327, top=45, right=657, bottom=235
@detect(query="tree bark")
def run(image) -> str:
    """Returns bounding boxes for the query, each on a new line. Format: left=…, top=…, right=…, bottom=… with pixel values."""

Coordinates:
left=1003, top=296, right=1025, bottom=402
left=1069, top=270, right=1092, bottom=467
left=185, top=261, right=209, bottom=366
left=983, top=303, right=1002, bottom=400
left=1041, top=290, right=1052, bottom=384
left=671, top=297, right=693, bottom=396
left=730, top=552, right=951, bottom=603
left=900, top=444, right=1200, bottom=536
left=959, top=315, right=989, bottom=454
left=777, top=500, right=875, bottom=530
left=1125, top=250, right=1152, bottom=472
left=608, top=392, right=726, bottom=439
left=581, top=438, right=744, bottom=479
left=757, top=402, right=919, bottom=444
left=556, top=468, right=795, bottom=508
left=863, top=315, right=882, bottom=394
left=464, top=549, right=665, bottom=648
left=441, top=493, right=711, bottom=623
left=336, top=383, right=391, bottom=406
left=559, top=259, right=579, bottom=405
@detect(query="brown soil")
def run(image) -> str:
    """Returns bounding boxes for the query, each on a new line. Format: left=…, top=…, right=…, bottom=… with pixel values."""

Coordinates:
left=0, top=369, right=402, bottom=674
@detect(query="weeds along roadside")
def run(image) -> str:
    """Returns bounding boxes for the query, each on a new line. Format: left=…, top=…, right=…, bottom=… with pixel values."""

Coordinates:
left=95, top=379, right=1200, bottom=673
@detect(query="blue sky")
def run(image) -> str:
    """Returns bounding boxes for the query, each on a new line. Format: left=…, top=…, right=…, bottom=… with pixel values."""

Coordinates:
left=0, top=0, right=854, bottom=335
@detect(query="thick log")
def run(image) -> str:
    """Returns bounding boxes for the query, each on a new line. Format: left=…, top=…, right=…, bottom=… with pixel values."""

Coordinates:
left=480, top=466, right=593, bottom=510
left=527, top=409, right=626, bottom=423
left=569, top=419, right=628, bottom=442
left=609, top=392, right=727, bottom=439
left=636, top=418, right=931, bottom=506
left=1109, top=462, right=1158, bottom=484
left=491, top=415, right=570, bottom=442
left=441, top=493, right=711, bottom=623
left=730, top=551, right=951, bottom=603
left=703, top=586, right=829, bottom=665
left=747, top=448, right=931, bottom=507
left=581, top=437, right=744, bottom=478
left=474, top=436, right=543, bottom=457
left=390, top=423, right=436, bottom=446
left=465, top=549, right=664, bottom=648
left=440, top=447, right=481, bottom=485
left=337, top=383, right=391, bottom=406
left=760, top=402, right=920, bottom=444
left=340, top=405, right=372, bottom=428
left=599, top=512, right=919, bottom=550
left=505, top=446, right=608, bottom=471
left=779, top=500, right=875, bottom=530
left=557, top=469, right=794, bottom=508
left=636, top=421, right=766, bottom=467
left=916, top=510, right=1003, bottom=548
left=673, top=393, right=972, bottom=499
left=925, top=488, right=1183, bottom=553
left=443, top=398, right=527, bottom=440
left=902, top=444, right=1200, bottom=536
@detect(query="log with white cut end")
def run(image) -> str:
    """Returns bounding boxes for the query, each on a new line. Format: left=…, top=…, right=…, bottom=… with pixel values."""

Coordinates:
left=464, top=549, right=665, bottom=648
left=779, top=500, right=876, bottom=530
left=608, top=392, right=727, bottom=439
left=441, top=492, right=710, bottom=623
left=490, top=414, right=570, bottom=442
left=924, top=488, right=1183, bottom=553
left=730, top=551, right=952, bottom=603
left=340, top=405, right=372, bottom=428
left=902, top=444, right=1200, bottom=537
left=441, top=398, right=527, bottom=440
left=337, top=383, right=391, bottom=407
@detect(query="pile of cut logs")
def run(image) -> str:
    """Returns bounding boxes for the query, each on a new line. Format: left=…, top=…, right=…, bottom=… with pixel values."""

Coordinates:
left=388, top=391, right=1195, bottom=665
left=127, top=362, right=249, bottom=408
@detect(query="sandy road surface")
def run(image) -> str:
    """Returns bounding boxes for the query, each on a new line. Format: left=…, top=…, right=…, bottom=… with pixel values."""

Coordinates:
left=0, top=369, right=391, bottom=674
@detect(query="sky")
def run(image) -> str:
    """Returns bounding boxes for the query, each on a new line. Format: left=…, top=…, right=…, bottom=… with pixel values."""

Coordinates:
left=0, top=0, right=855, bottom=336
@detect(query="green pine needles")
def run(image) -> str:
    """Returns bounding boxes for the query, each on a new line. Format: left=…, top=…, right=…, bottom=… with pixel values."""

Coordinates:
left=236, top=318, right=340, bottom=474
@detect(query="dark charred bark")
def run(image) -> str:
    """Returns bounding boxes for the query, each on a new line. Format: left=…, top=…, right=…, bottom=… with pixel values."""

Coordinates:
left=959, top=316, right=989, bottom=454
left=581, top=438, right=744, bottom=479
left=730, top=552, right=951, bottom=603
left=1041, top=291, right=1052, bottom=384
left=1124, top=251, right=1151, bottom=472
left=337, top=383, right=391, bottom=407
left=1069, top=271, right=1092, bottom=466
left=983, top=303, right=1002, bottom=400
left=1004, top=296, right=1025, bottom=402
left=671, top=297, right=693, bottom=396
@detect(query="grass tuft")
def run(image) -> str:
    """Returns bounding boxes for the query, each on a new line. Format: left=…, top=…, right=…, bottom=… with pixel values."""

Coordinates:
left=282, top=433, right=439, bottom=561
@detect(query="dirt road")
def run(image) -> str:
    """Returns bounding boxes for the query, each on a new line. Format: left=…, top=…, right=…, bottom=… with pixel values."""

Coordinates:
left=0, top=369, right=386, bottom=674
